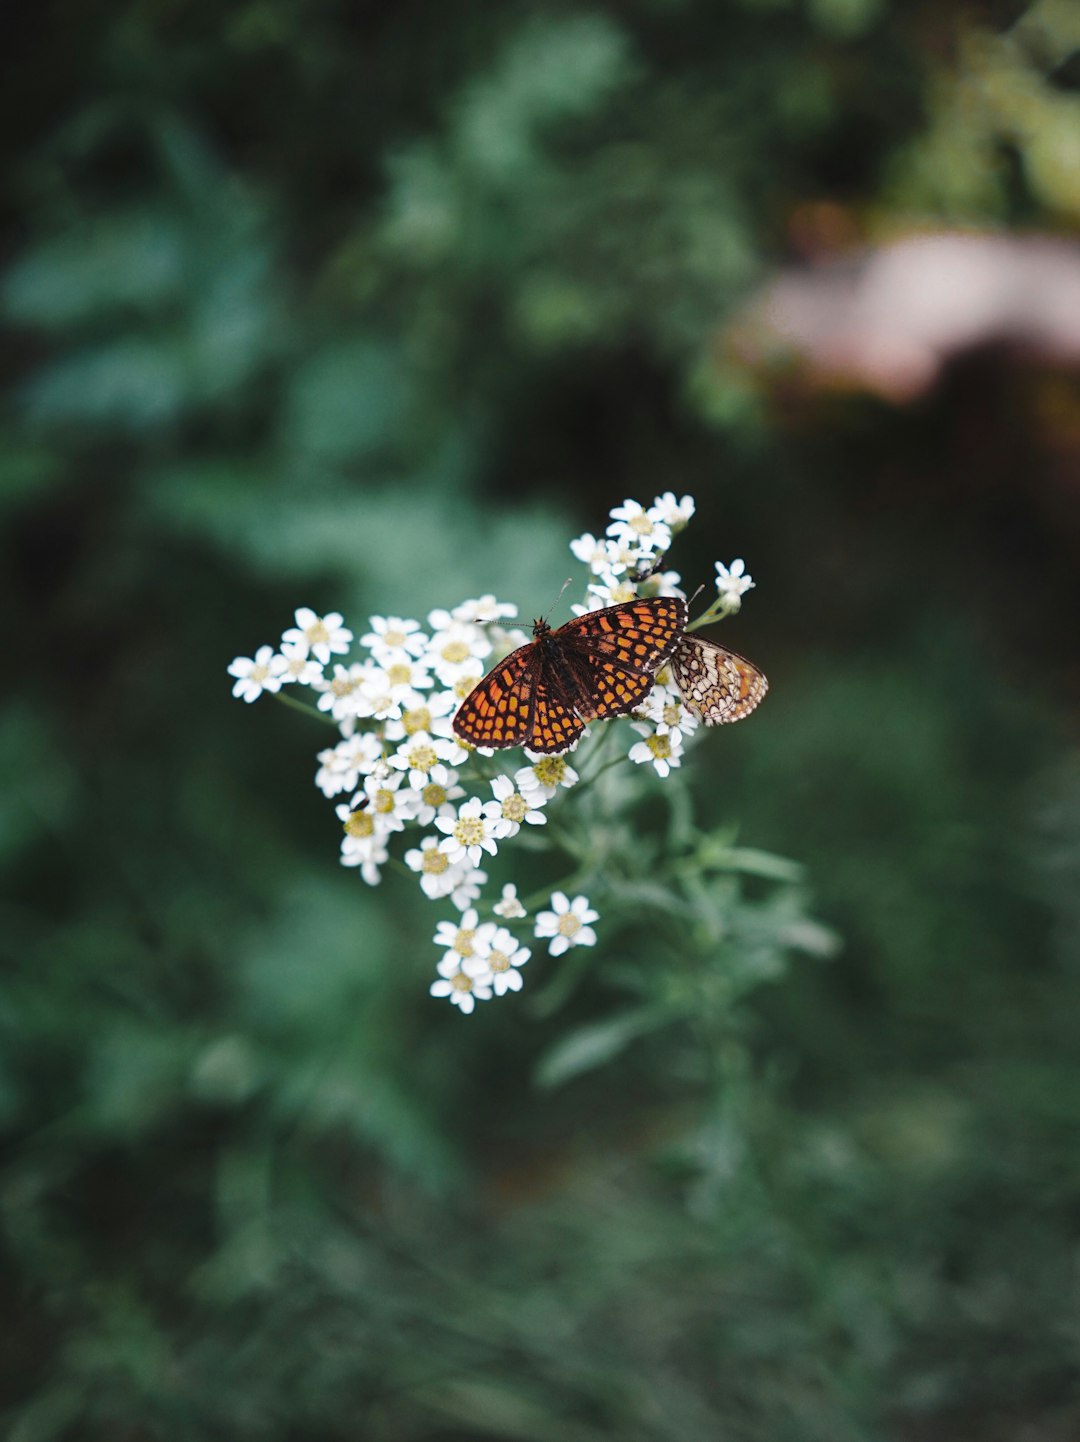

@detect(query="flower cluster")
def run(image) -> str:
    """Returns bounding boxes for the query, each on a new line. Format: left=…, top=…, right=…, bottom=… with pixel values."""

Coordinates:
left=227, top=493, right=758, bottom=1011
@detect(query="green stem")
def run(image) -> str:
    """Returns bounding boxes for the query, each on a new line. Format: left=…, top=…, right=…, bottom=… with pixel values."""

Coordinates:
left=272, top=690, right=340, bottom=727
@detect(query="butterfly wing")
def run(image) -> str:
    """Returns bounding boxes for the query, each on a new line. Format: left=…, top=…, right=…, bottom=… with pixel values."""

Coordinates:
left=671, top=634, right=768, bottom=725
left=527, top=666, right=588, bottom=753
left=556, top=597, right=687, bottom=675
left=554, top=596, right=687, bottom=722
left=452, top=642, right=540, bottom=749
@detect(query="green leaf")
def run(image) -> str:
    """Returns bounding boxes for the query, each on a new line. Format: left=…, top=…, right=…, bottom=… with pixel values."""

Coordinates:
left=699, top=841, right=805, bottom=882
left=535, top=1004, right=678, bottom=1089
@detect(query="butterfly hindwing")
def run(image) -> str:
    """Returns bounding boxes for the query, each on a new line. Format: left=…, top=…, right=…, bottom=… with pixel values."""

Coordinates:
left=530, top=663, right=588, bottom=752
left=671, top=634, right=768, bottom=725
left=566, top=651, right=659, bottom=721
left=452, top=642, right=539, bottom=749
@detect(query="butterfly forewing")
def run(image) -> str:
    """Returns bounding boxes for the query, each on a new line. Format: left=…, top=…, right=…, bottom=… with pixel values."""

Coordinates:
left=671, top=634, right=768, bottom=725
left=452, top=642, right=539, bottom=749
left=559, top=596, right=686, bottom=675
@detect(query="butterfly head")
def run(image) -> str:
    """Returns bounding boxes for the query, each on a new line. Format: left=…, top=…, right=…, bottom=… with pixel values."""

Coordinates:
left=532, top=618, right=553, bottom=640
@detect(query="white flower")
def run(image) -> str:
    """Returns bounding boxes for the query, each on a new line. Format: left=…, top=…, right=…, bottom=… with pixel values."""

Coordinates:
left=384, top=656, right=433, bottom=700
left=534, top=892, right=599, bottom=957
left=606, top=499, right=672, bottom=556
left=405, top=836, right=467, bottom=900
left=273, top=640, right=324, bottom=688
left=433, top=908, right=489, bottom=967
left=482, top=774, right=547, bottom=839
left=360, top=615, right=427, bottom=665
left=383, top=690, right=459, bottom=744
left=282, top=607, right=353, bottom=665
left=603, top=536, right=645, bottom=575
left=227, top=646, right=283, bottom=703
left=643, top=692, right=699, bottom=742
left=314, top=662, right=370, bottom=721
left=516, top=752, right=580, bottom=804
left=576, top=571, right=640, bottom=614
left=451, top=595, right=518, bottom=624
left=434, top=797, right=499, bottom=867
left=488, top=625, right=529, bottom=661
left=644, top=569, right=685, bottom=600
left=335, top=800, right=389, bottom=884
left=429, top=955, right=493, bottom=1014
left=411, top=764, right=465, bottom=826
left=714, top=559, right=755, bottom=610
left=569, top=532, right=611, bottom=575
left=649, top=492, right=695, bottom=530
left=360, top=771, right=419, bottom=832
left=390, top=732, right=462, bottom=789
left=493, top=883, right=527, bottom=920
left=628, top=721, right=684, bottom=778
left=423, top=620, right=490, bottom=686
left=449, top=865, right=488, bottom=911
left=315, top=732, right=385, bottom=797
left=476, top=925, right=530, bottom=996
left=425, top=616, right=492, bottom=688
left=354, top=667, right=405, bottom=722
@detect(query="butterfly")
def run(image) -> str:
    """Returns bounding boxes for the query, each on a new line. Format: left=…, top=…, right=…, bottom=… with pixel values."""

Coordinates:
left=452, top=597, right=687, bottom=754
left=670, top=634, right=768, bottom=725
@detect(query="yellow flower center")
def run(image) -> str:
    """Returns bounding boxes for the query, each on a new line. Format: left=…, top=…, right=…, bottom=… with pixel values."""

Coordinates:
left=331, top=673, right=357, bottom=697
left=451, top=971, right=473, bottom=992
left=454, top=676, right=478, bottom=699
left=502, top=794, right=527, bottom=823
left=557, top=914, right=581, bottom=937
left=662, top=702, right=681, bottom=727
left=441, top=640, right=470, bottom=664
left=533, top=757, right=566, bottom=787
left=454, top=929, right=476, bottom=958
left=387, top=663, right=412, bottom=687
left=251, top=663, right=269, bottom=682
left=647, top=734, right=672, bottom=760
left=422, top=848, right=449, bottom=875
left=382, top=628, right=407, bottom=649
left=308, top=620, right=330, bottom=645
left=344, top=810, right=374, bottom=838
left=407, top=744, right=437, bottom=773
left=454, top=817, right=484, bottom=847
left=489, top=949, right=510, bottom=973
left=422, top=782, right=447, bottom=808
left=402, top=706, right=431, bottom=735
left=630, top=514, right=653, bottom=535
left=373, top=788, right=395, bottom=814
left=655, top=664, right=672, bottom=686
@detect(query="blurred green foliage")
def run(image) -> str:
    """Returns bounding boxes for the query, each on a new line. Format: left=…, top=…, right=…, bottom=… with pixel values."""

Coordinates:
left=4, top=1, right=1080, bottom=1438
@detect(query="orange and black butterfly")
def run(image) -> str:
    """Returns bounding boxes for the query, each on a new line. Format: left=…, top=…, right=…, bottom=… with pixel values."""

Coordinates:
left=670, top=634, right=768, bottom=725
left=452, top=597, right=687, bottom=755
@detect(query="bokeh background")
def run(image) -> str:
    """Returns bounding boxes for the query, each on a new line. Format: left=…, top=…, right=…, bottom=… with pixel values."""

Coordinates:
left=4, top=1, right=1080, bottom=1438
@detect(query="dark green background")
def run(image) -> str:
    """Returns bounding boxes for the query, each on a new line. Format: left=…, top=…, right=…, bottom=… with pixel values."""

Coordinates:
left=4, top=2, right=1080, bottom=1438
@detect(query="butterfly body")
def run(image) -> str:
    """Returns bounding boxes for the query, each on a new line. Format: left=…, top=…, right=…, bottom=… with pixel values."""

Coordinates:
left=453, top=597, right=687, bottom=754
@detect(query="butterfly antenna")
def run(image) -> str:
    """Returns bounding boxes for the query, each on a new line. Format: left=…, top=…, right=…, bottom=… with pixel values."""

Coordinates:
left=541, top=576, right=574, bottom=623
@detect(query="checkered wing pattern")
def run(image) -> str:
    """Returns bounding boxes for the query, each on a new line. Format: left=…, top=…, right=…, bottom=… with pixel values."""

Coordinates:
left=452, top=596, right=687, bottom=754
left=451, top=642, right=539, bottom=749
left=671, top=634, right=768, bottom=725
left=530, top=673, right=588, bottom=753
left=559, top=597, right=686, bottom=679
